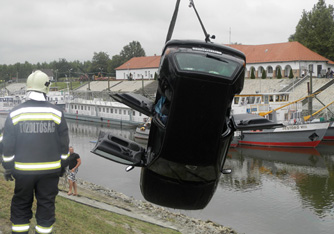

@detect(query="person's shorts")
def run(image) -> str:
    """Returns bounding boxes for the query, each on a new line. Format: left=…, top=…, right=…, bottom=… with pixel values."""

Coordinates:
left=67, top=168, right=78, bottom=182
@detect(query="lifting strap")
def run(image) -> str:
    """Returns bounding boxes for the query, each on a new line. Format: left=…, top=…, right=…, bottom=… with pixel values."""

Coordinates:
left=165, top=0, right=214, bottom=43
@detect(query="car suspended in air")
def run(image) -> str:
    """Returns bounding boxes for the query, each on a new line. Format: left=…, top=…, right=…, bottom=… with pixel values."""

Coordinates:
left=91, top=0, right=281, bottom=210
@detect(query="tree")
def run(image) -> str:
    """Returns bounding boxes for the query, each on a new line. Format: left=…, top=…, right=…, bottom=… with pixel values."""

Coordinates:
left=89, top=52, right=110, bottom=75
left=277, top=68, right=282, bottom=79
left=250, top=68, right=255, bottom=79
left=109, top=54, right=124, bottom=75
left=289, top=0, right=334, bottom=61
left=261, top=70, right=266, bottom=79
left=289, top=69, right=294, bottom=79
left=52, top=58, right=72, bottom=78
left=120, top=41, right=146, bottom=62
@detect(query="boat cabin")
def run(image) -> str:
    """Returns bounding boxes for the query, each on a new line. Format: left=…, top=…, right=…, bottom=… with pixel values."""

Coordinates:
left=232, top=92, right=303, bottom=124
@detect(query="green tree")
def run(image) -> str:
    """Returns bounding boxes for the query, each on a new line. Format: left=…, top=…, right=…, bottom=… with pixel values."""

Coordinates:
left=289, top=0, right=334, bottom=61
left=109, top=54, right=124, bottom=75
left=89, top=52, right=110, bottom=75
left=52, top=58, right=72, bottom=78
left=277, top=68, right=282, bottom=79
left=261, top=70, right=266, bottom=79
left=120, top=41, right=146, bottom=62
left=289, top=69, right=294, bottom=78
left=250, top=68, right=255, bottom=79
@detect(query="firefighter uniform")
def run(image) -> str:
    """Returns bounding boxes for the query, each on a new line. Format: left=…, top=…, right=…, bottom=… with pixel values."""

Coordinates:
left=2, top=71, right=69, bottom=234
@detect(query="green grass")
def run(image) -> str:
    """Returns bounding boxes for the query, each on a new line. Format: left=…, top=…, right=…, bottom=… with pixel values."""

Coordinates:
left=0, top=168, right=180, bottom=234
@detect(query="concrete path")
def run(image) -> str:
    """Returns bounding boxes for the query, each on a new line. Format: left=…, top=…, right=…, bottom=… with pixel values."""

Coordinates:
left=58, top=191, right=179, bottom=231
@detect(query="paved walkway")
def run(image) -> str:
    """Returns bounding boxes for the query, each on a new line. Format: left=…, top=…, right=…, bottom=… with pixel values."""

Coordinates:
left=58, top=191, right=178, bottom=231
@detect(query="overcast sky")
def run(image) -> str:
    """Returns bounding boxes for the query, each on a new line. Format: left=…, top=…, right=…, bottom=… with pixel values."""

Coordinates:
left=0, top=0, right=324, bottom=65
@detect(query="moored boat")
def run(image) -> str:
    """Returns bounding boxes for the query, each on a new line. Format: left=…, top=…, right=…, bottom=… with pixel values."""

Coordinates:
left=231, top=92, right=303, bottom=124
left=238, top=122, right=329, bottom=148
left=323, top=121, right=334, bottom=141
left=134, top=118, right=151, bottom=141
left=64, top=98, right=148, bottom=128
left=0, top=95, right=25, bottom=114
left=230, top=131, right=240, bottom=147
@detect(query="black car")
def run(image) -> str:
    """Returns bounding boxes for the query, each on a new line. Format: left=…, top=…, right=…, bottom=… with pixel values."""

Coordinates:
left=92, top=39, right=280, bottom=209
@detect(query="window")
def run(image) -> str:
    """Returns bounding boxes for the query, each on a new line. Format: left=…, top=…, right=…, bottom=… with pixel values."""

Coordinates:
left=123, top=110, right=126, bottom=115
left=247, top=96, right=255, bottom=104
left=175, top=53, right=240, bottom=78
left=133, top=111, right=136, bottom=116
left=111, top=109, right=113, bottom=113
left=103, top=108, right=105, bottom=112
left=115, top=109, right=117, bottom=114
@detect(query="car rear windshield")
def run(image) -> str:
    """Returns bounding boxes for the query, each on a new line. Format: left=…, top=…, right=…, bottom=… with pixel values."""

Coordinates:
left=175, top=52, right=240, bottom=78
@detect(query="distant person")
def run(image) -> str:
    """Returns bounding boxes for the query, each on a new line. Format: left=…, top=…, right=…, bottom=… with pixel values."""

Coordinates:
left=67, top=146, right=81, bottom=196
left=1, top=70, right=69, bottom=234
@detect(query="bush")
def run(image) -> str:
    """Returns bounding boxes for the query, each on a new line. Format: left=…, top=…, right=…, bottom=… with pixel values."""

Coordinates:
left=289, top=69, right=294, bottom=78
left=250, top=68, right=255, bottom=79
left=277, top=68, right=282, bottom=79
left=261, top=70, right=266, bottom=79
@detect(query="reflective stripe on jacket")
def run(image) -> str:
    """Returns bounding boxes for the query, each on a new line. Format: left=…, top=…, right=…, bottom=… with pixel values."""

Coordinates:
left=2, top=99, right=69, bottom=174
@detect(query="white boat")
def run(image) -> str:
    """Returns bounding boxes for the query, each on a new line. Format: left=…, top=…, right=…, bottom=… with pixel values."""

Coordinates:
left=231, top=92, right=333, bottom=147
left=64, top=98, right=148, bottom=128
left=231, top=92, right=303, bottom=124
left=237, top=122, right=329, bottom=148
left=0, top=95, right=25, bottom=114
left=323, top=121, right=334, bottom=141
left=46, top=91, right=72, bottom=109
left=134, top=118, right=151, bottom=141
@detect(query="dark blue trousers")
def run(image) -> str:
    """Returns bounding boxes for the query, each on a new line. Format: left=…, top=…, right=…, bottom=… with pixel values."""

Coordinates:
left=11, top=173, right=59, bottom=234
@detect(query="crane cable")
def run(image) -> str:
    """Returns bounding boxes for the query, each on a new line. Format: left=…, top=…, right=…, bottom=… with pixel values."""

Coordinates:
left=165, top=0, right=214, bottom=43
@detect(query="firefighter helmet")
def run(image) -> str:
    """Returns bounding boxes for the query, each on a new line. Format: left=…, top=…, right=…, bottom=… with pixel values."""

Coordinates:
left=26, top=70, right=51, bottom=94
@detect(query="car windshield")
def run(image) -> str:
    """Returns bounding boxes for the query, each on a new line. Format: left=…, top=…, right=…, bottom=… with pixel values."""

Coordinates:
left=175, top=52, right=240, bottom=78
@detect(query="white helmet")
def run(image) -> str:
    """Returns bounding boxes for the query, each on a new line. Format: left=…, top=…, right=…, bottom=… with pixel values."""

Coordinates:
left=26, top=70, right=51, bottom=94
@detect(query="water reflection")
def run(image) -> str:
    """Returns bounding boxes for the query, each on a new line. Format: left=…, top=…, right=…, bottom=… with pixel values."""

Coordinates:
left=67, top=119, right=135, bottom=140
left=223, top=145, right=334, bottom=219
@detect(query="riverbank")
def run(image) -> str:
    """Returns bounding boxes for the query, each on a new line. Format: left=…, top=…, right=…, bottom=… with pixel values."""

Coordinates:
left=0, top=168, right=237, bottom=234
left=58, top=176, right=237, bottom=234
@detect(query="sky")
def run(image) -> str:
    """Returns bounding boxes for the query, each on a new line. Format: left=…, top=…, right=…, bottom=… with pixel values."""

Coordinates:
left=0, top=0, right=326, bottom=65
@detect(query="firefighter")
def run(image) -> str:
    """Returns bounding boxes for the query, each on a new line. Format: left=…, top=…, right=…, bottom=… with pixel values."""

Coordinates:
left=1, top=70, right=69, bottom=234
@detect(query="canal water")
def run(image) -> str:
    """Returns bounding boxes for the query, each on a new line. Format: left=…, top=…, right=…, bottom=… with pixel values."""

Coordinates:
left=1, top=116, right=333, bottom=234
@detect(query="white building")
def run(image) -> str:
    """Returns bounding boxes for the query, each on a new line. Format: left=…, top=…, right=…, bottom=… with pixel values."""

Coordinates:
left=115, top=55, right=160, bottom=80
left=228, top=41, right=334, bottom=78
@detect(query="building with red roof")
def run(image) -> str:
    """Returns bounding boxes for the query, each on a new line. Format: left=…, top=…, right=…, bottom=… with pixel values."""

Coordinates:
left=115, top=55, right=160, bottom=80
left=115, top=42, right=334, bottom=80
left=228, top=41, right=334, bottom=78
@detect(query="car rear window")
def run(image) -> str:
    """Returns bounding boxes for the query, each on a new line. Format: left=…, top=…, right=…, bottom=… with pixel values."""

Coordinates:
left=175, top=52, right=240, bottom=78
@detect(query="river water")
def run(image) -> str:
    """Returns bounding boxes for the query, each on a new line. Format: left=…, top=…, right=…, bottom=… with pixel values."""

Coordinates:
left=1, top=116, right=333, bottom=234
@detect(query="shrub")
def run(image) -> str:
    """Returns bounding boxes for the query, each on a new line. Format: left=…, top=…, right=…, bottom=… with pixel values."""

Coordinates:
left=277, top=68, right=282, bottom=79
left=289, top=69, right=294, bottom=78
left=261, top=70, right=266, bottom=79
left=250, top=68, right=255, bottom=79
